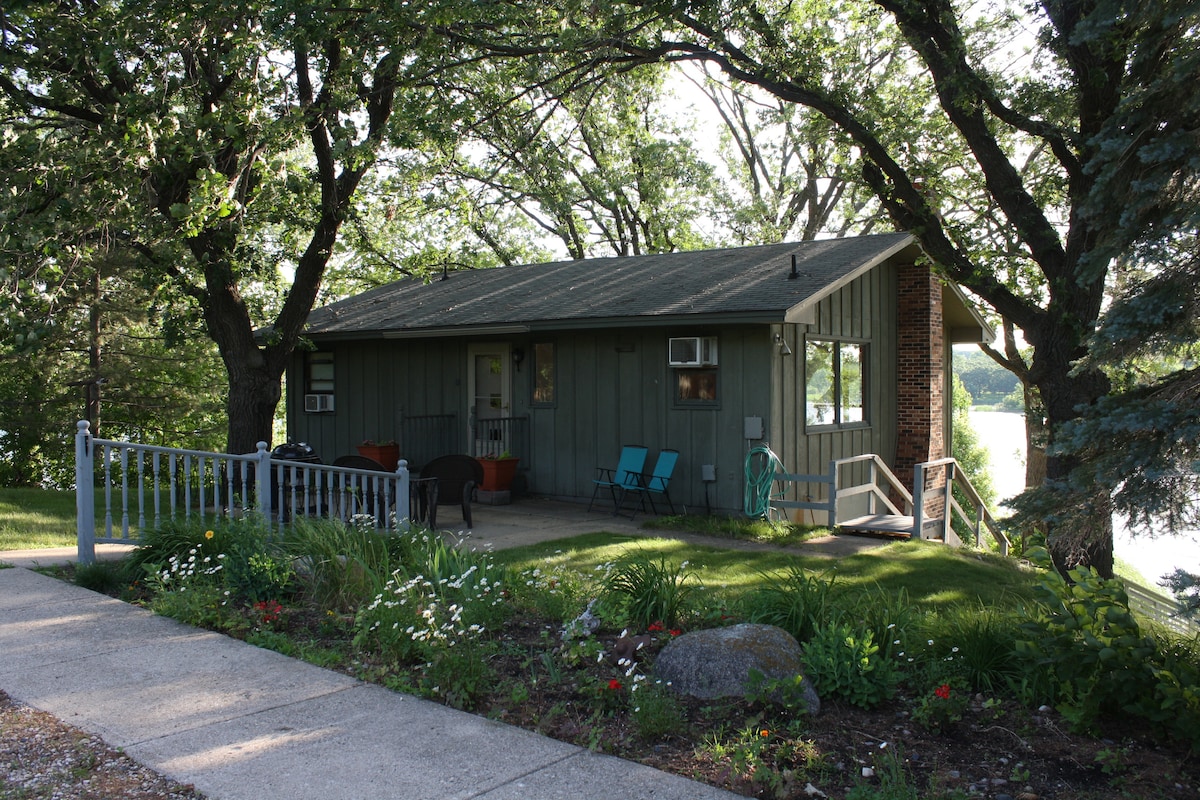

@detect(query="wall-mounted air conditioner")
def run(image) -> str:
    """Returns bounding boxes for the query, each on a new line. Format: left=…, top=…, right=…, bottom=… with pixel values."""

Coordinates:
left=668, top=336, right=718, bottom=367
left=304, top=393, right=335, bottom=413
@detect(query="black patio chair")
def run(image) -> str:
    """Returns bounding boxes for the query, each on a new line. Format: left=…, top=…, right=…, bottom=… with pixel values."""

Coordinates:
left=419, top=454, right=483, bottom=529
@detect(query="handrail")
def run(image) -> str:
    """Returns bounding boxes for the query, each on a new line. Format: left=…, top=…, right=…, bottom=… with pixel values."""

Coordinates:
left=914, top=457, right=1010, bottom=555
left=833, top=454, right=913, bottom=521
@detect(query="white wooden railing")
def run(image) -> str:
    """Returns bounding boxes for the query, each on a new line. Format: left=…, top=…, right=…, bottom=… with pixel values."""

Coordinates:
left=766, top=452, right=1009, bottom=554
left=913, top=457, right=1010, bottom=555
left=832, top=454, right=914, bottom=523
left=74, top=421, right=410, bottom=564
left=765, top=453, right=913, bottom=527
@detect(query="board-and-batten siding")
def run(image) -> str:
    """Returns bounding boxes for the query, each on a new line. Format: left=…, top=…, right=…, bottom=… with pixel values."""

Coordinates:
left=769, top=264, right=899, bottom=520
left=287, top=337, right=467, bottom=465
left=533, top=325, right=769, bottom=513
left=289, top=325, right=771, bottom=513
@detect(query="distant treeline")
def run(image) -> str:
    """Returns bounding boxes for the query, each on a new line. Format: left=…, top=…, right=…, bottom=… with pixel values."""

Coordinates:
left=953, top=349, right=1021, bottom=408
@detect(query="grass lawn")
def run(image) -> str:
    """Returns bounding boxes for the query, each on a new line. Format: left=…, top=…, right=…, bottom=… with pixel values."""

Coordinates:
left=0, top=488, right=79, bottom=550
left=491, top=531, right=1036, bottom=612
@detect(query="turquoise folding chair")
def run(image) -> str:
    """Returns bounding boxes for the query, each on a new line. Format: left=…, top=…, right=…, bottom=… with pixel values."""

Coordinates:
left=588, top=445, right=648, bottom=515
left=628, top=448, right=679, bottom=518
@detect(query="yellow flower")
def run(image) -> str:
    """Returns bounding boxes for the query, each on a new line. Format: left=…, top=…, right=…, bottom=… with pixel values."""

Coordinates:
left=204, top=530, right=214, bottom=540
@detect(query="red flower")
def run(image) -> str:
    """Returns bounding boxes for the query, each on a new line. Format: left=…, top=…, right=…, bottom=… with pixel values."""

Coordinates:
left=253, top=600, right=282, bottom=623
left=648, top=621, right=664, bottom=632
left=608, top=679, right=622, bottom=691
left=934, top=684, right=952, bottom=700
left=669, top=628, right=683, bottom=637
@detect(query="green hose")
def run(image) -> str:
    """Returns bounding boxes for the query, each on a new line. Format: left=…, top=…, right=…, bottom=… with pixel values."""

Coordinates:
left=743, top=444, right=783, bottom=518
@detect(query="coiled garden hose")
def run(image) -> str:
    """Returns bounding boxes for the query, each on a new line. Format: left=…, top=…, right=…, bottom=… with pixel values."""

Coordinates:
left=743, top=444, right=783, bottom=519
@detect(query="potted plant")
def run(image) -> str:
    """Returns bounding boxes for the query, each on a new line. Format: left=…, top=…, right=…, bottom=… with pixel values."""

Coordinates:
left=476, top=451, right=519, bottom=492
left=357, top=439, right=400, bottom=471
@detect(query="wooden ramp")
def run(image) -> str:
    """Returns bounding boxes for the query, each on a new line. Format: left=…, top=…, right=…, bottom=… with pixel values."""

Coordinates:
left=837, top=514, right=916, bottom=538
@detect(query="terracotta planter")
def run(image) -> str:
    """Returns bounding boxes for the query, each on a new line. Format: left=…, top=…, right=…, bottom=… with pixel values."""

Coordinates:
left=357, top=443, right=399, bottom=471
left=477, top=456, right=519, bottom=491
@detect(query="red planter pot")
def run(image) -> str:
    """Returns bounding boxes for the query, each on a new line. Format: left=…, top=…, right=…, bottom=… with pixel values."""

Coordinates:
left=357, top=444, right=400, bottom=471
left=477, top=457, right=519, bottom=491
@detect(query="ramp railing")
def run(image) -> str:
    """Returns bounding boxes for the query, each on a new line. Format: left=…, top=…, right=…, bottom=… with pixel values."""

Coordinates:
left=74, top=421, right=410, bottom=564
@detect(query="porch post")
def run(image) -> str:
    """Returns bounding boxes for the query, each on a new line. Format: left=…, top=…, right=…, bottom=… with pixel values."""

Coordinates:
left=912, top=463, right=925, bottom=540
left=396, top=460, right=410, bottom=527
left=75, top=421, right=96, bottom=565
left=254, top=441, right=271, bottom=520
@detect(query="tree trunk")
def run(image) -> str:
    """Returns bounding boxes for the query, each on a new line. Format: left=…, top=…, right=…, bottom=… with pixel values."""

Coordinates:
left=1022, top=383, right=1048, bottom=489
left=225, top=362, right=282, bottom=456
left=1030, top=340, right=1115, bottom=578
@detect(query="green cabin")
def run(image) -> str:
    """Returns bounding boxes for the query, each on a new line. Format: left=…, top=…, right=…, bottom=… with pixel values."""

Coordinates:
left=286, top=232, right=991, bottom=517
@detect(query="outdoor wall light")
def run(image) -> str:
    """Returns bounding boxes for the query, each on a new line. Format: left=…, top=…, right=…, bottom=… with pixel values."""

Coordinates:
left=512, top=347, right=525, bottom=370
left=774, top=333, right=793, bottom=356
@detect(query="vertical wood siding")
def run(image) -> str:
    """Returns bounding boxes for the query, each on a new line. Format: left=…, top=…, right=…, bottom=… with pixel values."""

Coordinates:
left=769, top=264, right=900, bottom=518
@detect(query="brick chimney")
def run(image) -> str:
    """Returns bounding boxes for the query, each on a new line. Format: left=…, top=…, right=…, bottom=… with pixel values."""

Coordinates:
left=894, top=262, right=945, bottom=493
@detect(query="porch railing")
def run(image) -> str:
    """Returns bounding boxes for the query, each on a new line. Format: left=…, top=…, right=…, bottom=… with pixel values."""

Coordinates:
left=400, top=412, right=458, bottom=472
left=764, top=452, right=1008, bottom=554
left=832, top=454, right=914, bottom=523
left=74, top=421, right=410, bottom=565
left=470, top=414, right=529, bottom=465
left=763, top=453, right=913, bottom=527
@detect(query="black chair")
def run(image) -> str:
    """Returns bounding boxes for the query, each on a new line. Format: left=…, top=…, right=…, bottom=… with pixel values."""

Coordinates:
left=419, top=455, right=484, bottom=528
left=409, top=476, right=439, bottom=528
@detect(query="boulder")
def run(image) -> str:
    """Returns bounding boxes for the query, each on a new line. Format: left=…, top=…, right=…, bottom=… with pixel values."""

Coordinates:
left=653, top=623, right=820, bottom=714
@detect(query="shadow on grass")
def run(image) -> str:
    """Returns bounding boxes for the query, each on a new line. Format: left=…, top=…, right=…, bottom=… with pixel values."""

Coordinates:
left=492, top=532, right=1036, bottom=611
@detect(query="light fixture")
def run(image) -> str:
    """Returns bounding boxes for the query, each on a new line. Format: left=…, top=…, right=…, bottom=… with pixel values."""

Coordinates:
left=774, top=333, right=793, bottom=356
left=512, top=347, right=525, bottom=371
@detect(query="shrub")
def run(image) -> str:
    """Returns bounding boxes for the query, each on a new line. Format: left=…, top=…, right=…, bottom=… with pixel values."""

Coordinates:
left=913, top=604, right=1024, bottom=694
left=130, top=516, right=292, bottom=605
left=803, top=621, right=901, bottom=709
left=839, top=583, right=916, bottom=663
left=284, top=517, right=397, bottom=610
left=1016, top=553, right=1200, bottom=745
left=419, top=642, right=498, bottom=711
left=631, top=681, right=685, bottom=740
left=909, top=680, right=969, bottom=733
left=352, top=530, right=505, bottom=663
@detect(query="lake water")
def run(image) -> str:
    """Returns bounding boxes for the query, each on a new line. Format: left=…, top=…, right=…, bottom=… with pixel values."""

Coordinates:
left=968, top=409, right=1200, bottom=586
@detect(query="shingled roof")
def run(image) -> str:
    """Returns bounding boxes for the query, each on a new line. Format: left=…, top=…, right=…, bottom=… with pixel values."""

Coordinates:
left=303, top=233, right=920, bottom=340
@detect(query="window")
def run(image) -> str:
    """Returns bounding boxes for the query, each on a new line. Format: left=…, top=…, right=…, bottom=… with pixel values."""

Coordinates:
left=532, top=342, right=556, bottom=405
left=805, top=339, right=866, bottom=427
left=675, top=368, right=718, bottom=403
left=306, top=352, right=334, bottom=394
left=669, top=335, right=718, bottom=405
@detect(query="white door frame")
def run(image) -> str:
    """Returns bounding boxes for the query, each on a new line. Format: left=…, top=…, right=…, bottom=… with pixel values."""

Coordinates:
left=467, top=343, right=512, bottom=456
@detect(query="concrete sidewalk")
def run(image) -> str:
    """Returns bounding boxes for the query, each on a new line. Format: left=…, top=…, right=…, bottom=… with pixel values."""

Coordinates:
left=0, top=566, right=741, bottom=800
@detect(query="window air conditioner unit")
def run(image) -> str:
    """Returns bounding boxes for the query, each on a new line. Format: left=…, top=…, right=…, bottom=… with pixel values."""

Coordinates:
left=304, top=393, right=334, bottom=413
left=668, top=336, right=718, bottom=367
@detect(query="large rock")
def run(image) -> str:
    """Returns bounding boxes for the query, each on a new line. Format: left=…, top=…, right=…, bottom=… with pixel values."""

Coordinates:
left=653, top=623, right=820, bottom=714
